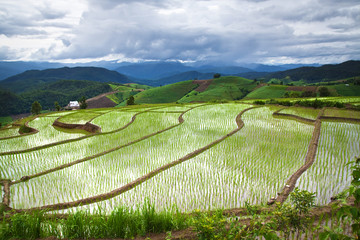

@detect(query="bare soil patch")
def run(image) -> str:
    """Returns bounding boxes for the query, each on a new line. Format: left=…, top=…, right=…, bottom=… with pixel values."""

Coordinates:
left=86, top=91, right=118, bottom=109
left=286, top=86, right=317, bottom=92
left=193, top=79, right=213, bottom=92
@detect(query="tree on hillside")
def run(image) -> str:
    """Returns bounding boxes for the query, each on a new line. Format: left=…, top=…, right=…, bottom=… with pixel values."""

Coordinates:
left=54, top=101, right=61, bottom=111
left=31, top=101, right=42, bottom=115
left=79, top=96, right=87, bottom=109
left=126, top=95, right=135, bottom=105
left=213, top=73, right=221, bottom=78
left=318, top=87, right=330, bottom=97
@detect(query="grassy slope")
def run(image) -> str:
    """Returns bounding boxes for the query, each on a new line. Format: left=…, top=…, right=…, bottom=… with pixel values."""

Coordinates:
left=245, top=85, right=288, bottom=99
left=0, top=116, right=12, bottom=126
left=108, top=83, right=153, bottom=105
left=178, top=76, right=257, bottom=103
left=329, top=84, right=360, bottom=96
left=134, top=80, right=198, bottom=104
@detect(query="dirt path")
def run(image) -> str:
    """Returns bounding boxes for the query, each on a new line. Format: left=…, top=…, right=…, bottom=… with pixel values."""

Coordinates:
left=273, top=108, right=324, bottom=204
left=86, top=91, right=119, bottom=101
left=0, top=179, right=11, bottom=210
left=52, top=119, right=101, bottom=133
left=9, top=106, right=255, bottom=213
left=273, top=108, right=316, bottom=125
left=193, top=79, right=213, bottom=92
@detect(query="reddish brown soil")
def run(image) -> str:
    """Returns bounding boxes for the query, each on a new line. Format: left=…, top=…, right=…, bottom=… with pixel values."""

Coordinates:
left=253, top=83, right=267, bottom=90
left=52, top=119, right=101, bottom=133
left=286, top=86, right=317, bottom=92
left=86, top=91, right=118, bottom=109
left=10, top=113, right=31, bottom=121
left=193, top=79, right=213, bottom=92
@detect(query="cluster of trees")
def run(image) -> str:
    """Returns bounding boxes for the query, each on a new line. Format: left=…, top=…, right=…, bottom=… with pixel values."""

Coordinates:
left=284, top=87, right=331, bottom=99
left=254, top=98, right=345, bottom=109
left=29, top=95, right=89, bottom=115
left=0, top=80, right=111, bottom=116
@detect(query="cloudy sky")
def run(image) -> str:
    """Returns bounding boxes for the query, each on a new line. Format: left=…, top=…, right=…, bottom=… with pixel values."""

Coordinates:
left=0, top=0, right=359, bottom=64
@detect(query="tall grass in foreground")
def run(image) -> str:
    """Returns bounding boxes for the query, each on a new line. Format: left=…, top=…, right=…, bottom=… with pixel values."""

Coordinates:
left=0, top=200, right=187, bottom=240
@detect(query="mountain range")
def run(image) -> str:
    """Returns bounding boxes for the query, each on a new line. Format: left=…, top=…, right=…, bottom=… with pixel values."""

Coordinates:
left=0, top=60, right=359, bottom=117
left=0, top=60, right=321, bottom=82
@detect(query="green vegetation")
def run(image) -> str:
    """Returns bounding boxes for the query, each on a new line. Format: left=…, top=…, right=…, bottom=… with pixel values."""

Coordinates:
left=126, top=95, right=135, bottom=105
left=324, top=108, right=360, bottom=119
left=78, top=96, right=87, bottom=109
left=134, top=80, right=198, bottom=104
left=0, top=116, right=12, bottom=127
left=329, top=83, right=360, bottom=96
left=0, top=66, right=128, bottom=94
left=19, top=124, right=32, bottom=134
left=245, top=85, right=288, bottom=99
left=58, top=110, right=101, bottom=124
left=31, top=101, right=42, bottom=115
left=1, top=96, right=359, bottom=239
left=0, top=201, right=187, bottom=240
left=54, top=101, right=61, bottom=111
left=253, top=98, right=347, bottom=109
left=263, top=60, right=360, bottom=83
left=107, top=83, right=152, bottom=106
left=0, top=80, right=113, bottom=116
left=179, top=76, right=256, bottom=103
left=279, top=107, right=320, bottom=120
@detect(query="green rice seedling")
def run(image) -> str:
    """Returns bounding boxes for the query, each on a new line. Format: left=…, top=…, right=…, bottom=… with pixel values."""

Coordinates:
left=148, top=105, right=192, bottom=113
left=324, top=108, right=360, bottom=119
left=279, top=107, right=320, bottom=120
left=10, top=104, right=247, bottom=210
left=296, top=122, right=360, bottom=205
left=0, top=128, right=19, bottom=138
left=1, top=111, right=180, bottom=180
left=0, top=117, right=85, bottom=152
left=91, top=110, right=134, bottom=132
left=57, top=110, right=102, bottom=124
left=46, top=111, right=74, bottom=117
left=51, top=105, right=312, bottom=214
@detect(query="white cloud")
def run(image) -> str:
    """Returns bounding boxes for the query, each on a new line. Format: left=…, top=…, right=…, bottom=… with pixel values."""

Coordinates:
left=0, top=0, right=359, bottom=64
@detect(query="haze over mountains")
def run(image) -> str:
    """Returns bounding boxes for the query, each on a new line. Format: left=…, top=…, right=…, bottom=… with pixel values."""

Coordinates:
left=0, top=60, right=321, bottom=84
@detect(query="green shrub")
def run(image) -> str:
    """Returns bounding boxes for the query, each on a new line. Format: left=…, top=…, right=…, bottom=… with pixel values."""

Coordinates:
left=19, top=124, right=32, bottom=134
left=253, top=100, right=265, bottom=105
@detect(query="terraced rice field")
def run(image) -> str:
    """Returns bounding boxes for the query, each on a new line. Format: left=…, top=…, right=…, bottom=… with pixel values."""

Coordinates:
left=1, top=103, right=359, bottom=214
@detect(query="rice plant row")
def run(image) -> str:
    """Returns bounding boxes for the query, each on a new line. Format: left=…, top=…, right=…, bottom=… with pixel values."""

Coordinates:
left=0, top=127, right=20, bottom=139
left=279, top=107, right=320, bottom=120
left=9, top=104, right=248, bottom=210
left=67, top=106, right=314, bottom=214
left=323, top=108, right=360, bottom=119
left=296, top=121, right=360, bottom=205
left=2, top=103, right=359, bottom=215
left=1, top=111, right=181, bottom=181
left=0, top=117, right=86, bottom=152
